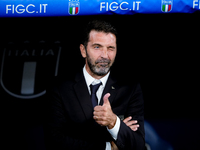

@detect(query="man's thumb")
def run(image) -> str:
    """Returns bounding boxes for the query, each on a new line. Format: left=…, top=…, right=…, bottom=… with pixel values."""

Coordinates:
left=103, top=93, right=111, bottom=105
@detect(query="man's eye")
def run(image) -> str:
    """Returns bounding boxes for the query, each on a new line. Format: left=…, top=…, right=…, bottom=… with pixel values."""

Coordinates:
left=108, top=48, right=114, bottom=51
left=94, top=46, right=100, bottom=49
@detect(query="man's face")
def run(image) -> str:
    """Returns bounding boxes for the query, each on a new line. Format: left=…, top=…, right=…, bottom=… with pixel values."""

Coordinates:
left=80, top=30, right=117, bottom=78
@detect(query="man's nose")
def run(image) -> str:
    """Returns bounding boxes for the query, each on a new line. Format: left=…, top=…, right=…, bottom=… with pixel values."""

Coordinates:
left=101, top=48, right=109, bottom=58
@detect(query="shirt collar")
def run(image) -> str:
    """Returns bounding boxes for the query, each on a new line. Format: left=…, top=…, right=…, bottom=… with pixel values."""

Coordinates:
left=83, top=65, right=110, bottom=87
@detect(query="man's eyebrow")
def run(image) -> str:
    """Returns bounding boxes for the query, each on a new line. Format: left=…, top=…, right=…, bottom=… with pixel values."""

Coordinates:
left=92, top=43, right=116, bottom=49
left=92, top=43, right=103, bottom=47
left=108, top=46, right=116, bottom=49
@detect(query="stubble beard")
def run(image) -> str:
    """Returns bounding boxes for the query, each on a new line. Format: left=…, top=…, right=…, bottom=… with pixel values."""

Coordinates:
left=86, top=53, right=113, bottom=77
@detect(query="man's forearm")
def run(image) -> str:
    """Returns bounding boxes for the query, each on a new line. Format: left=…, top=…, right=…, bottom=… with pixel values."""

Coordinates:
left=115, top=120, right=145, bottom=150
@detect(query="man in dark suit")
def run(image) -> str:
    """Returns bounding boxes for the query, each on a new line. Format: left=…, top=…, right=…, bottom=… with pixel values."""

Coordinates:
left=44, top=20, right=145, bottom=150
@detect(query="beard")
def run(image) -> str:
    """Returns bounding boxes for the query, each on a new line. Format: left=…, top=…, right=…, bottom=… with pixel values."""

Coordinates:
left=86, top=54, right=113, bottom=76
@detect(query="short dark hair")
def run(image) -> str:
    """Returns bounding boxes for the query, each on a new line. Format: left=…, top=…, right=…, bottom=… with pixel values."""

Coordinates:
left=82, top=20, right=117, bottom=48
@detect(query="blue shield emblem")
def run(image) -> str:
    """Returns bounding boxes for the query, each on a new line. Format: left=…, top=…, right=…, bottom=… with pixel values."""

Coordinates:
left=161, top=0, right=173, bottom=12
left=68, top=0, right=80, bottom=15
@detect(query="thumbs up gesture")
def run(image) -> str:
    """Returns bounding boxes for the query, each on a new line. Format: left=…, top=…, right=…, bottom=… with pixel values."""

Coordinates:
left=93, top=93, right=117, bottom=129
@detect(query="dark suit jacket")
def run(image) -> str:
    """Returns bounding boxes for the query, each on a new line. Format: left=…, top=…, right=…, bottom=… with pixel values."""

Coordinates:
left=44, top=71, right=145, bottom=150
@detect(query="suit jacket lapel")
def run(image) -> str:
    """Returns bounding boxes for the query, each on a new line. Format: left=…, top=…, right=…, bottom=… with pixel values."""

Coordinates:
left=100, top=75, right=118, bottom=106
left=73, top=72, right=118, bottom=120
left=73, top=72, right=93, bottom=120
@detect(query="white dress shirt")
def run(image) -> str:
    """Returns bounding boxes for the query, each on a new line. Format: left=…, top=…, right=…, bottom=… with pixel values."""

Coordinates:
left=83, top=66, right=120, bottom=150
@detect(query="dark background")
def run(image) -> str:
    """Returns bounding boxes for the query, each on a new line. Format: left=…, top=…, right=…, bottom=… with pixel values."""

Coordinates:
left=1, top=13, right=200, bottom=150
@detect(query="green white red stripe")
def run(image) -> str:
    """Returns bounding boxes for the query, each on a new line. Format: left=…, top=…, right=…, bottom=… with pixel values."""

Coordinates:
left=162, top=4, right=172, bottom=12
left=69, top=6, right=79, bottom=15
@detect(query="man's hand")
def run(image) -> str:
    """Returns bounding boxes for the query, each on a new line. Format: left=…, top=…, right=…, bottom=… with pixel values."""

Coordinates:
left=93, top=93, right=117, bottom=129
left=123, top=116, right=139, bottom=131
left=111, top=141, right=119, bottom=150
left=109, top=118, right=139, bottom=150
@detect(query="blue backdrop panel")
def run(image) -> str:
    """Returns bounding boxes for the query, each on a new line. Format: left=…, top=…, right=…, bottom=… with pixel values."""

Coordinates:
left=0, top=0, right=199, bottom=17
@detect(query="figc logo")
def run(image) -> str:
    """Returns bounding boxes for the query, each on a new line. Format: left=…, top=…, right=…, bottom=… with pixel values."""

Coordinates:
left=161, top=0, right=173, bottom=12
left=68, top=0, right=80, bottom=15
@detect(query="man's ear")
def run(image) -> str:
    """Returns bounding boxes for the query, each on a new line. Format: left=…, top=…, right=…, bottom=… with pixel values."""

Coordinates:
left=80, top=44, right=86, bottom=58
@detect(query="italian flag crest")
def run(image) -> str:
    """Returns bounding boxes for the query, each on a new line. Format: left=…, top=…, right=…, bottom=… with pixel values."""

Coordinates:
left=161, top=0, right=173, bottom=12
left=68, top=0, right=80, bottom=15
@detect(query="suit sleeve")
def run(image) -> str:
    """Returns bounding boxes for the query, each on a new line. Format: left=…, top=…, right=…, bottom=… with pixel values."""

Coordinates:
left=115, top=83, right=145, bottom=150
left=43, top=85, right=105, bottom=150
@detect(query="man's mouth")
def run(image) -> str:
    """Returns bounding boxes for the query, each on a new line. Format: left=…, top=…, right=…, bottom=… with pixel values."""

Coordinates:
left=95, top=59, right=110, bottom=64
left=98, top=63, right=109, bottom=67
